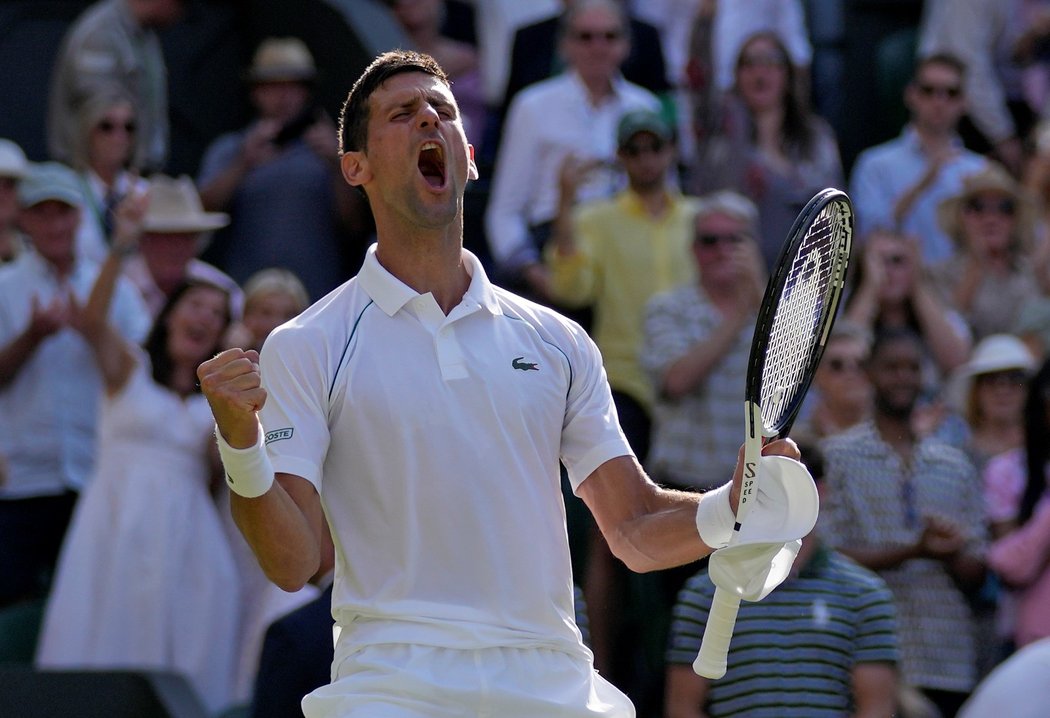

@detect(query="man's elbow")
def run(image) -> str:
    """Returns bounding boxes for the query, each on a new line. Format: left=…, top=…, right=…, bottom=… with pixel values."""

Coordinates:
left=261, top=554, right=321, bottom=593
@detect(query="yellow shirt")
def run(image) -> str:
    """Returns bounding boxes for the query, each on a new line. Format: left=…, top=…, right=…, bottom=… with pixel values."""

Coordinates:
left=545, top=190, right=699, bottom=409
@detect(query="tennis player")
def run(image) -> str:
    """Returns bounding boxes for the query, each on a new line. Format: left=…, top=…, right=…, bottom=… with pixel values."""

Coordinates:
left=197, top=50, right=801, bottom=717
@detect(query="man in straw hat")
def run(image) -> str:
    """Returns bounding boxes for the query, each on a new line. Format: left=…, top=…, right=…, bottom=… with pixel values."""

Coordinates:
left=121, top=174, right=241, bottom=318
left=198, top=37, right=369, bottom=302
left=48, top=0, right=184, bottom=173
left=0, top=161, right=149, bottom=608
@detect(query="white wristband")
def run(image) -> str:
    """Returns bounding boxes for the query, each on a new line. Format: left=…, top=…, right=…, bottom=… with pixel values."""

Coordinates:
left=695, top=482, right=736, bottom=550
left=215, top=424, right=274, bottom=498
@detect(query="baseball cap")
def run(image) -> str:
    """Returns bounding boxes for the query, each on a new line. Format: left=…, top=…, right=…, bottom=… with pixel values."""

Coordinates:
left=616, top=109, right=673, bottom=148
left=18, top=162, right=83, bottom=208
left=0, top=139, right=28, bottom=179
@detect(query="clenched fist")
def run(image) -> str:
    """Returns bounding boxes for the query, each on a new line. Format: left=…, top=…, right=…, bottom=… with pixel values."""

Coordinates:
left=197, top=348, right=267, bottom=448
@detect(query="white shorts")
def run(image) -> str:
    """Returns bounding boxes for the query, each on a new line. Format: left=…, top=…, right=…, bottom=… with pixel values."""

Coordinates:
left=301, top=643, right=635, bottom=718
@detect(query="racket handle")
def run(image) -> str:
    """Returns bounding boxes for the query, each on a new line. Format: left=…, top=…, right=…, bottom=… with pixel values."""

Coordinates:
left=692, top=587, right=742, bottom=679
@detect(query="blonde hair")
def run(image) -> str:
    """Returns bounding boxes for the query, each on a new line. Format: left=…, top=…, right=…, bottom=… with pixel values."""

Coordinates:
left=72, top=88, right=140, bottom=172
left=242, top=268, right=309, bottom=314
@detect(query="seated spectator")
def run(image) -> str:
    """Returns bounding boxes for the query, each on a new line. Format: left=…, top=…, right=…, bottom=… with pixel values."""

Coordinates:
left=36, top=192, right=240, bottom=715
left=0, top=139, right=28, bottom=263
left=198, top=37, right=370, bottom=301
left=948, top=333, right=1037, bottom=470
left=665, top=445, right=900, bottom=718
left=792, top=319, right=873, bottom=446
left=501, top=0, right=670, bottom=114
left=224, top=268, right=309, bottom=352
left=641, top=190, right=765, bottom=492
left=850, top=52, right=990, bottom=265
left=485, top=0, right=660, bottom=303
left=68, top=88, right=148, bottom=263
left=47, top=0, right=184, bottom=173
left=690, top=30, right=843, bottom=270
left=821, top=327, right=987, bottom=718
left=983, top=357, right=1050, bottom=652
left=918, top=0, right=1045, bottom=177
left=843, top=230, right=972, bottom=389
left=0, top=162, right=149, bottom=610
left=122, top=174, right=242, bottom=318
left=932, top=163, right=1045, bottom=340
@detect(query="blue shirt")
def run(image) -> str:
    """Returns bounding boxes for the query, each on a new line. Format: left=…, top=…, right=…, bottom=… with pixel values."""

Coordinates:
left=849, top=125, right=988, bottom=263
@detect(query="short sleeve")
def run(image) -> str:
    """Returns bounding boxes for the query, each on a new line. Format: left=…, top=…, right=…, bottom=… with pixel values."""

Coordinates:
left=258, top=323, right=333, bottom=489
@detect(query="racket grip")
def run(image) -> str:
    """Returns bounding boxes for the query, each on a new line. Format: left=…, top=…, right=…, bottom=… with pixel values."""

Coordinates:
left=692, top=586, right=742, bottom=679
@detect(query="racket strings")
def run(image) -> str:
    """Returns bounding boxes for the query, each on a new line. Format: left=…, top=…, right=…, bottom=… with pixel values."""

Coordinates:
left=760, top=204, right=847, bottom=431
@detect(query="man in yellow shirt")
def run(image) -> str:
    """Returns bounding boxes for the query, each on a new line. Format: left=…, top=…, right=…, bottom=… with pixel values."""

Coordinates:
left=543, top=108, right=698, bottom=713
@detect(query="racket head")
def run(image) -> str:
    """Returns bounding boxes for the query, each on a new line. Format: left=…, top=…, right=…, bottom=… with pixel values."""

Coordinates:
left=745, top=188, right=854, bottom=439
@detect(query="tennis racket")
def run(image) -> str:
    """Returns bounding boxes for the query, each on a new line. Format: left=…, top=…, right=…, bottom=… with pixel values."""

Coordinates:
left=693, top=187, right=854, bottom=679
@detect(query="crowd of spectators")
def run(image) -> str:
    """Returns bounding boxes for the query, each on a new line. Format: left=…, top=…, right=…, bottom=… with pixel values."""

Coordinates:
left=4, top=0, right=1050, bottom=716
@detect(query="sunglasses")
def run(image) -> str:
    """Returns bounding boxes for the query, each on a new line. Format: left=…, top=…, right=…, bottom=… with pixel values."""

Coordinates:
left=963, top=197, right=1015, bottom=216
left=916, top=82, right=962, bottom=99
left=571, top=29, right=623, bottom=43
left=825, top=357, right=864, bottom=373
left=695, top=233, right=746, bottom=247
left=622, top=139, right=666, bottom=158
left=739, top=52, right=786, bottom=69
left=97, top=119, right=136, bottom=134
left=976, top=369, right=1028, bottom=387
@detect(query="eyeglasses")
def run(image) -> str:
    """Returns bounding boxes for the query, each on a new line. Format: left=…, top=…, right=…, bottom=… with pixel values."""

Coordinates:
left=622, top=139, right=666, bottom=158
left=825, top=357, right=864, bottom=374
left=884, top=253, right=908, bottom=267
left=571, top=29, right=623, bottom=43
left=963, top=197, right=1015, bottom=216
left=739, top=52, right=786, bottom=69
left=695, top=233, right=746, bottom=247
left=976, top=369, right=1028, bottom=387
left=916, top=82, right=962, bottom=100
left=97, top=119, right=136, bottom=134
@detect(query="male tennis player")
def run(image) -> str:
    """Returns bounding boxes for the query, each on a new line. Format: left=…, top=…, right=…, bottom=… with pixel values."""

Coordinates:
left=197, top=50, right=804, bottom=717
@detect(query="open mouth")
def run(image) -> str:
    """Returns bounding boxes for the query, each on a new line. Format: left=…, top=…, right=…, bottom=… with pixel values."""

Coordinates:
left=418, top=142, right=446, bottom=189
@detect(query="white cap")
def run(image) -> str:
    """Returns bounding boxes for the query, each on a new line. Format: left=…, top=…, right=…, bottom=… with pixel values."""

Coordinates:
left=0, top=139, right=28, bottom=180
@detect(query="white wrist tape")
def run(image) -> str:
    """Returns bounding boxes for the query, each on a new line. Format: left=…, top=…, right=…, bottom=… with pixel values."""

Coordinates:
left=695, top=482, right=736, bottom=550
left=215, top=424, right=274, bottom=498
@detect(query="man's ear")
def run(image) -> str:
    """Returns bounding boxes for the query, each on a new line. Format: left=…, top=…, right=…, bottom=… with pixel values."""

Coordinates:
left=467, top=144, right=479, bottom=181
left=341, top=151, right=372, bottom=187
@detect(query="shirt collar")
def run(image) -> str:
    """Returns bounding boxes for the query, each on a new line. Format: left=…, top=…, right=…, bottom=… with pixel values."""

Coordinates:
left=616, top=188, right=679, bottom=216
left=901, top=123, right=965, bottom=151
left=566, top=70, right=632, bottom=107
left=357, top=243, right=503, bottom=318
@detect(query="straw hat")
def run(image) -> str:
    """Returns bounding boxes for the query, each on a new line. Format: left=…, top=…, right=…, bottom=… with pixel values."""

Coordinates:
left=142, top=175, right=229, bottom=233
left=937, top=163, right=1038, bottom=248
left=946, top=333, right=1037, bottom=411
left=246, top=37, right=317, bottom=84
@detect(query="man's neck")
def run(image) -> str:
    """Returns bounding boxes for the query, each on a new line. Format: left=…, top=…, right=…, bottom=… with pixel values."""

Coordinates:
left=912, top=123, right=954, bottom=153
left=373, top=224, right=471, bottom=315
left=578, top=74, right=615, bottom=106
left=874, top=411, right=916, bottom=460
left=629, top=185, right=670, bottom=218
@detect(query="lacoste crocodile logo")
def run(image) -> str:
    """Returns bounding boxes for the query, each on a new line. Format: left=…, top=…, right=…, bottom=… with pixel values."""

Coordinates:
left=512, top=356, right=539, bottom=371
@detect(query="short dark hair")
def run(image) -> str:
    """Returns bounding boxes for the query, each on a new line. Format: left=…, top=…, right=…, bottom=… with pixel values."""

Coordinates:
left=867, top=326, right=924, bottom=366
left=338, top=50, right=449, bottom=154
left=913, top=52, right=967, bottom=84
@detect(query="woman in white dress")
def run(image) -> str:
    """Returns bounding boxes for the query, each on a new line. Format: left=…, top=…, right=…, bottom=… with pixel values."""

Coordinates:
left=36, top=191, right=241, bottom=715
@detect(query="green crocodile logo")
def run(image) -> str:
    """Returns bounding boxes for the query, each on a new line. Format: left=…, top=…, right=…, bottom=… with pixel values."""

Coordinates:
left=512, top=356, right=539, bottom=371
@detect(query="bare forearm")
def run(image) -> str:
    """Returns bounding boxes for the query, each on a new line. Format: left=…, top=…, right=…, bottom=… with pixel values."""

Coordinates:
left=912, top=286, right=970, bottom=371
left=230, top=474, right=322, bottom=591
left=662, top=319, right=746, bottom=398
left=198, top=158, right=249, bottom=212
left=0, top=328, right=43, bottom=387
left=839, top=544, right=919, bottom=571
left=612, top=487, right=708, bottom=572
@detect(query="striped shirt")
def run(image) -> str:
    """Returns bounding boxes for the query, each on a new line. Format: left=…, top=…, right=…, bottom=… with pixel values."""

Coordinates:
left=666, top=547, right=899, bottom=717
left=640, top=283, right=752, bottom=489
left=820, top=421, right=987, bottom=692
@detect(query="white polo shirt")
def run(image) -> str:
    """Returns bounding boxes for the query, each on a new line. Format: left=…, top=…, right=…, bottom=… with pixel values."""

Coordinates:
left=259, top=245, right=632, bottom=658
